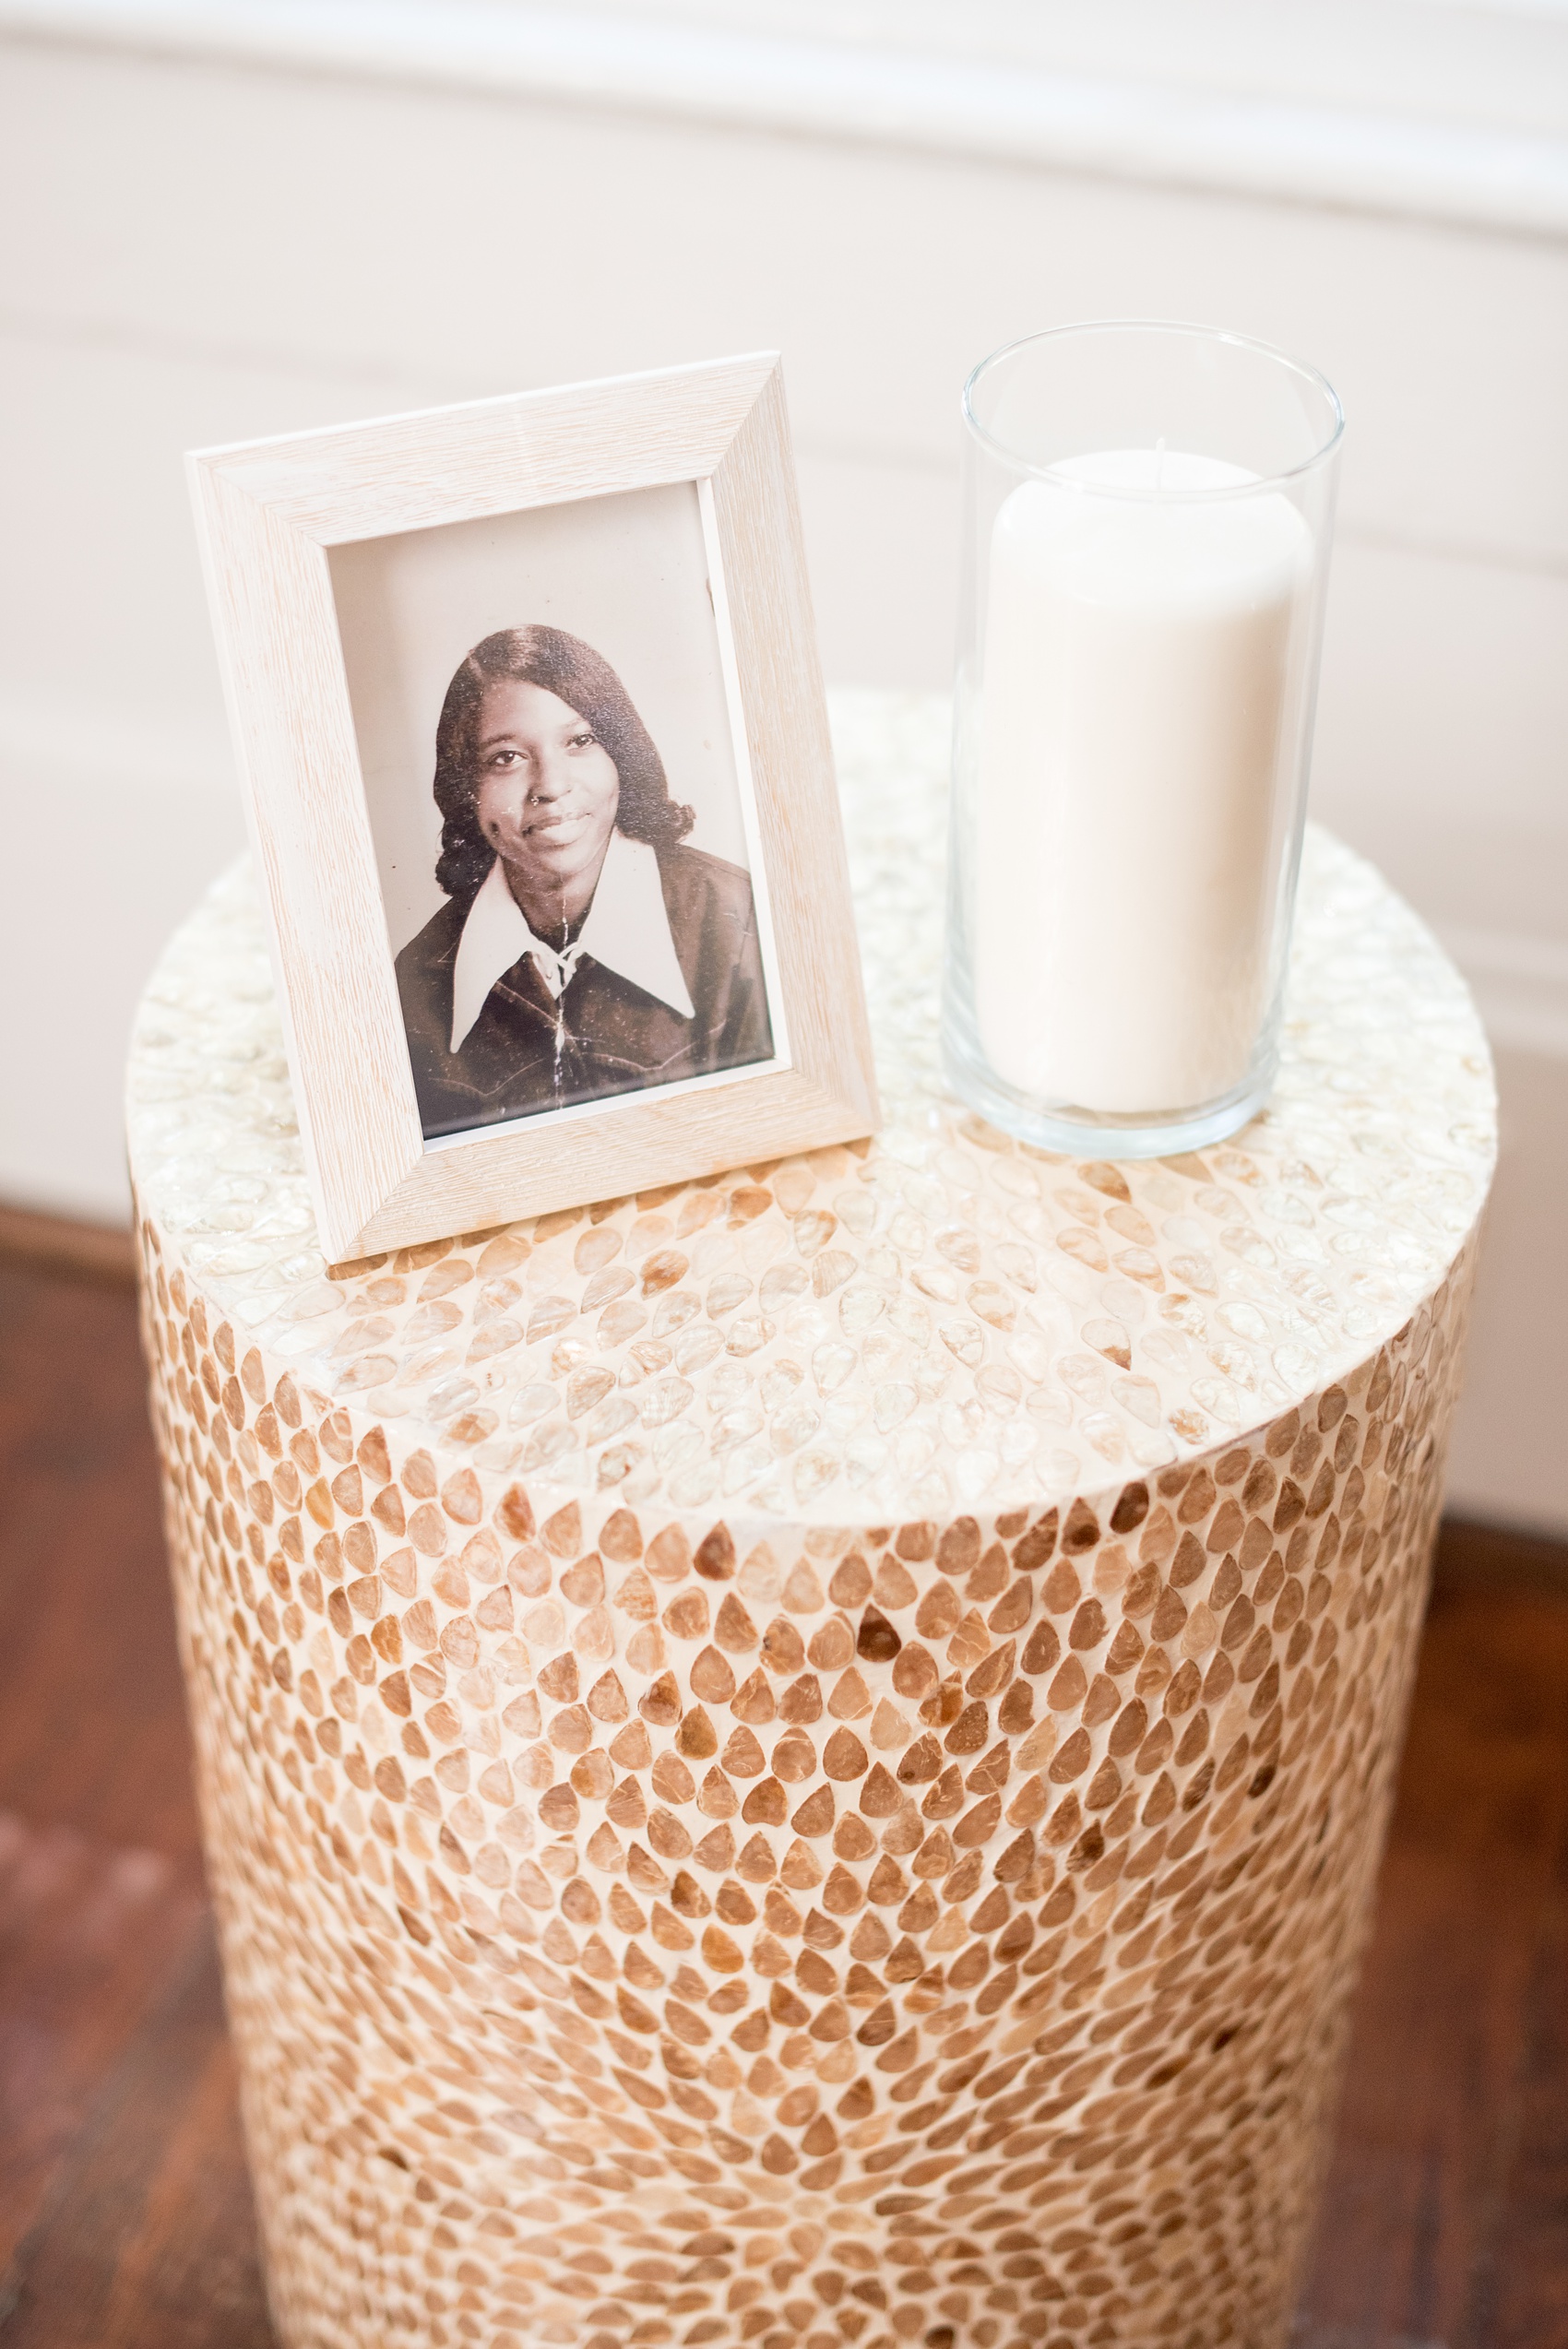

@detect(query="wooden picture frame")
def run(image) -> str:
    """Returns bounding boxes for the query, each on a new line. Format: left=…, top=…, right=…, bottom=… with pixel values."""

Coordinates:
left=188, top=354, right=878, bottom=1264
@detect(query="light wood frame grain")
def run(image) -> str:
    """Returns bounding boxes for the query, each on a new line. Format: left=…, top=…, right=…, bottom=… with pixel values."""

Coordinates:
left=188, top=354, right=877, bottom=1263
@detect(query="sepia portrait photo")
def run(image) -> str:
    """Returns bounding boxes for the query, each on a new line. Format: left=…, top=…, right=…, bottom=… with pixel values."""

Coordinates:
left=331, top=480, right=781, bottom=1144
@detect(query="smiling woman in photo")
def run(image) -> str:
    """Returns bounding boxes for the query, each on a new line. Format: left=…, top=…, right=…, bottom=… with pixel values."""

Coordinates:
left=395, top=625, right=774, bottom=1135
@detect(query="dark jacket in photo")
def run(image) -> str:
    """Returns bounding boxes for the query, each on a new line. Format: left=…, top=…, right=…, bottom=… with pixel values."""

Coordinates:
left=395, top=840, right=773, bottom=1137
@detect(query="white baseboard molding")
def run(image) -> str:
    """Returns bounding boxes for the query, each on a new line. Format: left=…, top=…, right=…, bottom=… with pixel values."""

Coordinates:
left=1438, top=924, right=1568, bottom=1062
left=3, top=0, right=1567, bottom=238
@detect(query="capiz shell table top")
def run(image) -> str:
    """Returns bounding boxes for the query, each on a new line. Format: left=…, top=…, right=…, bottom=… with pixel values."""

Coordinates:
left=129, top=693, right=1493, bottom=2349
left=129, top=694, right=1492, bottom=1530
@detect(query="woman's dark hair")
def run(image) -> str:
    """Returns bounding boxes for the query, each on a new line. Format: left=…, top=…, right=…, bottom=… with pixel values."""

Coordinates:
left=433, top=625, right=695, bottom=896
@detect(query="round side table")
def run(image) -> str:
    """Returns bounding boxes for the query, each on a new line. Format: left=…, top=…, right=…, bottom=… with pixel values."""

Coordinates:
left=129, top=694, right=1494, bottom=2349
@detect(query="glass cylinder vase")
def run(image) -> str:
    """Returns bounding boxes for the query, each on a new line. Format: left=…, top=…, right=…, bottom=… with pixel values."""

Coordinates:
left=944, top=321, right=1343, bottom=1157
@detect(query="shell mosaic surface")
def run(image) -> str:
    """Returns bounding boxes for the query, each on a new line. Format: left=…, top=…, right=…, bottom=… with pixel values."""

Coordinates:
left=142, top=1252, right=1476, bottom=2349
left=131, top=693, right=1494, bottom=2349
left=127, top=694, right=1494, bottom=1532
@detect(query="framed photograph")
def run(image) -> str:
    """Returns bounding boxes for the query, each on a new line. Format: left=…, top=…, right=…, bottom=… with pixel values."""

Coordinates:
left=188, top=354, right=877, bottom=1263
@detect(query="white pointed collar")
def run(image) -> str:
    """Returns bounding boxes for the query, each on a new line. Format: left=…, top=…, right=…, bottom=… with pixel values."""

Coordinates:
left=449, top=830, right=695, bottom=1054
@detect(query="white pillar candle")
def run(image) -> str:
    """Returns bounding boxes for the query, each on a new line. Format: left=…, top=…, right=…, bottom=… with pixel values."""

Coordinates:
left=974, top=450, right=1313, bottom=1114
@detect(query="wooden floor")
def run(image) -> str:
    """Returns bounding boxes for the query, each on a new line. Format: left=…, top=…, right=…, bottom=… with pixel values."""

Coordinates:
left=0, top=1255, right=1563, bottom=2349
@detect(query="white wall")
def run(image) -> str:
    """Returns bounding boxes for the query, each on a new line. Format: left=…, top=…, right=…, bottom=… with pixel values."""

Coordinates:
left=0, top=3, right=1564, bottom=1529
